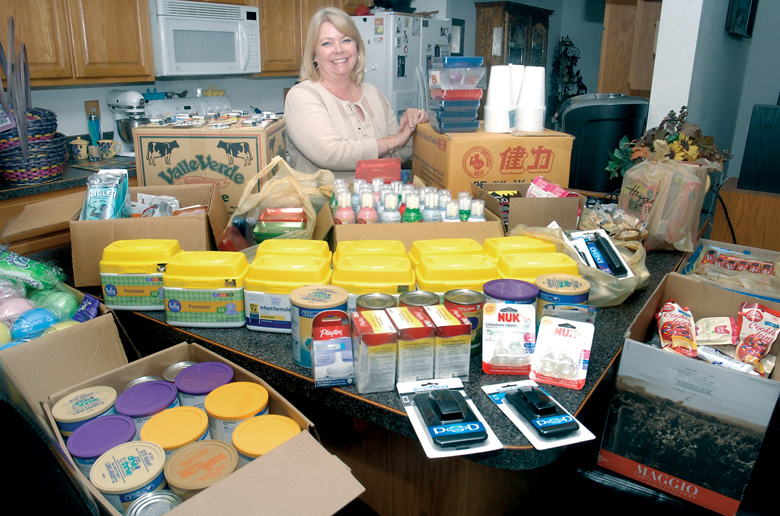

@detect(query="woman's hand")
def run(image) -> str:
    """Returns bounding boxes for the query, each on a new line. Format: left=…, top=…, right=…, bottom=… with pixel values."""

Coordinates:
left=399, top=108, right=428, bottom=132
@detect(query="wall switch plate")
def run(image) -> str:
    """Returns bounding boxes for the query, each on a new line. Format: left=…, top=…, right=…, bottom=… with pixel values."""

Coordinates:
left=85, top=100, right=101, bottom=119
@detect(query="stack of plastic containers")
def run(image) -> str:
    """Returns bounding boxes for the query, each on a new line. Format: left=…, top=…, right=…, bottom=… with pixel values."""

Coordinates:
left=427, top=56, right=486, bottom=133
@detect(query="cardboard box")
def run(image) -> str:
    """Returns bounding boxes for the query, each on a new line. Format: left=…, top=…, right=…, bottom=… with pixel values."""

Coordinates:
left=313, top=204, right=506, bottom=252
left=598, top=273, right=780, bottom=516
left=677, top=238, right=780, bottom=302
left=36, top=336, right=363, bottom=516
left=412, top=123, right=574, bottom=194
left=471, top=182, right=586, bottom=231
left=134, top=120, right=286, bottom=214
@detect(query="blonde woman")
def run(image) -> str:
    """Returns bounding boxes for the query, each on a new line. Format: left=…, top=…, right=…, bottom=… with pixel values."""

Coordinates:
left=284, top=7, right=427, bottom=178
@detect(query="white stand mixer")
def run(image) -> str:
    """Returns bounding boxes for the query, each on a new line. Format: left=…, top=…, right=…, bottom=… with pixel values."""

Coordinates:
left=107, top=90, right=148, bottom=157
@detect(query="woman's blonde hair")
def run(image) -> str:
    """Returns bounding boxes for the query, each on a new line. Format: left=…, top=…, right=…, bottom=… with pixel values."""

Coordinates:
left=300, top=7, right=365, bottom=83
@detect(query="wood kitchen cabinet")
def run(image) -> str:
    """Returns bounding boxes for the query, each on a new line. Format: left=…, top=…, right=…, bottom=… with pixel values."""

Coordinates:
left=0, top=0, right=154, bottom=86
left=475, top=2, right=553, bottom=70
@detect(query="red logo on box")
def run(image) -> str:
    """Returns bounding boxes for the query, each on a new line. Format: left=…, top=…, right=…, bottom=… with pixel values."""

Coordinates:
left=462, top=147, right=493, bottom=178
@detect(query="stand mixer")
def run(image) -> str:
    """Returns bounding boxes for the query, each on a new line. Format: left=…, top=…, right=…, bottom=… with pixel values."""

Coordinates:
left=107, top=90, right=148, bottom=157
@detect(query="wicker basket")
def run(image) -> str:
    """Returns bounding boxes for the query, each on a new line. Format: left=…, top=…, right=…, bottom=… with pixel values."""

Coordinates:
left=0, top=131, right=67, bottom=185
left=0, top=108, right=59, bottom=154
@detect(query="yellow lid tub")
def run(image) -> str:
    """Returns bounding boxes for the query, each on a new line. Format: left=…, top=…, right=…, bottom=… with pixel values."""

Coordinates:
left=333, top=240, right=408, bottom=268
left=482, top=236, right=557, bottom=261
left=415, top=254, right=498, bottom=293
left=332, top=255, right=415, bottom=310
left=255, top=239, right=332, bottom=264
left=100, top=239, right=182, bottom=274
left=245, top=254, right=332, bottom=294
left=497, top=252, right=580, bottom=283
left=163, top=251, right=249, bottom=290
left=409, top=238, right=483, bottom=268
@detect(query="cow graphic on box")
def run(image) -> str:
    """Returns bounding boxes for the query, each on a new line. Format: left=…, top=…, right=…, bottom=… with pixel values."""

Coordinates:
left=217, top=140, right=253, bottom=166
left=146, top=140, right=180, bottom=166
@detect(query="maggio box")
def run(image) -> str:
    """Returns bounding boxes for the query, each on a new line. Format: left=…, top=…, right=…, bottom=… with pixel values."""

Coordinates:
left=412, top=122, right=574, bottom=194
left=38, top=338, right=363, bottom=516
left=598, top=273, right=780, bottom=516
left=134, top=119, right=286, bottom=214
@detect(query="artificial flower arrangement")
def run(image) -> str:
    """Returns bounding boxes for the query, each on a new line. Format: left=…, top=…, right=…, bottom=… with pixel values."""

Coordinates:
left=606, top=106, right=732, bottom=180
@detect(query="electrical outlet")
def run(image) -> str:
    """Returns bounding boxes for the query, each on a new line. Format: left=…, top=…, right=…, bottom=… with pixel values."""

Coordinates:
left=85, top=100, right=101, bottom=119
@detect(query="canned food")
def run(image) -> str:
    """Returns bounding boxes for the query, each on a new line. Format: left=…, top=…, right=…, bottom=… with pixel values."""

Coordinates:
left=174, top=361, right=234, bottom=409
left=125, top=490, right=182, bottom=516
left=67, top=415, right=137, bottom=478
left=355, top=292, right=398, bottom=312
left=204, top=382, right=269, bottom=443
left=124, top=375, right=165, bottom=392
left=289, top=285, right=349, bottom=368
left=483, top=278, right=539, bottom=305
left=162, top=361, right=197, bottom=382
left=51, top=385, right=118, bottom=439
left=398, top=290, right=440, bottom=308
left=443, top=289, right=486, bottom=354
left=534, top=274, right=591, bottom=322
left=90, top=441, right=167, bottom=513
left=115, top=381, right=180, bottom=438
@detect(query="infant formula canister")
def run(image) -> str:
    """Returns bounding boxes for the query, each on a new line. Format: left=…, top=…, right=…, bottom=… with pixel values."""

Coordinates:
left=139, top=406, right=211, bottom=459
left=163, top=251, right=249, bottom=328
left=124, top=376, right=165, bottom=392
left=482, top=235, right=557, bottom=262
left=115, top=381, right=180, bottom=438
left=174, top=361, right=234, bottom=409
left=415, top=254, right=498, bottom=296
left=408, top=238, right=484, bottom=269
left=534, top=273, right=591, bottom=322
left=90, top=440, right=167, bottom=513
left=162, top=361, right=197, bottom=383
left=289, top=285, right=349, bottom=368
left=443, top=289, right=486, bottom=355
left=51, top=385, right=118, bottom=439
left=398, top=290, right=440, bottom=308
left=483, top=278, right=539, bottom=306
left=245, top=253, right=332, bottom=333
left=125, top=490, right=182, bottom=516
left=164, top=440, right=238, bottom=501
left=100, top=239, right=182, bottom=310
left=256, top=238, right=332, bottom=263
left=332, top=239, right=407, bottom=268
left=497, top=252, right=579, bottom=283
left=356, top=292, right=398, bottom=312
left=232, top=415, right=301, bottom=469
left=332, top=255, right=414, bottom=311
left=204, top=381, right=269, bottom=443
left=67, top=415, right=137, bottom=478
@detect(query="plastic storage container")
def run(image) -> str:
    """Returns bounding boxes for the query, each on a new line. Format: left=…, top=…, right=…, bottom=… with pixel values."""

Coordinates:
left=409, top=238, right=484, bottom=269
left=253, top=208, right=307, bottom=243
left=429, top=68, right=487, bottom=89
left=482, top=235, right=558, bottom=262
left=332, top=254, right=415, bottom=311
left=99, top=239, right=182, bottom=310
left=244, top=253, right=333, bottom=333
left=431, top=56, right=484, bottom=68
left=415, top=254, right=499, bottom=295
left=497, top=252, right=580, bottom=283
left=204, top=381, right=269, bottom=443
left=254, top=238, right=332, bottom=263
left=430, top=88, right=483, bottom=100
left=163, top=251, right=249, bottom=328
left=333, top=239, right=408, bottom=268
left=427, top=99, right=481, bottom=111
left=430, top=118, right=481, bottom=134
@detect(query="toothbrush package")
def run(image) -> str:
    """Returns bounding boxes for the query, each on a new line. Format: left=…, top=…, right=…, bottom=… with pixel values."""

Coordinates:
left=311, top=310, right=354, bottom=388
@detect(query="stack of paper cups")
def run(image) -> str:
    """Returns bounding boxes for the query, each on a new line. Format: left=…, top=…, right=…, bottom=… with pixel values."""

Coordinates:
left=515, top=66, right=546, bottom=132
left=509, top=64, right=526, bottom=110
left=483, top=65, right=514, bottom=133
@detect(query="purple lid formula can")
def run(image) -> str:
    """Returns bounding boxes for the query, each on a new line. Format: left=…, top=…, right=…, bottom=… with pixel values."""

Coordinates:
left=174, top=361, right=234, bottom=410
left=115, top=381, right=180, bottom=438
left=483, top=279, right=539, bottom=306
left=67, top=414, right=137, bottom=478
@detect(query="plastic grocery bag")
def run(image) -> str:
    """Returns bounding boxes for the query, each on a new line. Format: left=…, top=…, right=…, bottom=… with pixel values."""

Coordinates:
left=509, top=224, right=650, bottom=307
left=221, top=156, right=333, bottom=261
left=617, top=159, right=713, bottom=252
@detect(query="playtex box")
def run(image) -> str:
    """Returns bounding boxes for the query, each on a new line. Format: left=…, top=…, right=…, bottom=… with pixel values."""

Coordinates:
left=598, top=273, right=780, bottom=516
left=134, top=119, right=286, bottom=214
left=412, top=122, right=574, bottom=194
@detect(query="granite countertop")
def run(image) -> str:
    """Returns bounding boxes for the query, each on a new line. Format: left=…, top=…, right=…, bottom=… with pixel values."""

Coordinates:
left=100, top=249, right=683, bottom=472
left=0, top=158, right=136, bottom=201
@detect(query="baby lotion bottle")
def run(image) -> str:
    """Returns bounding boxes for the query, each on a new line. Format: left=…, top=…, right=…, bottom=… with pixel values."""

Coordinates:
left=351, top=179, right=366, bottom=215
left=422, top=191, right=442, bottom=222
left=357, top=191, right=379, bottom=224
left=443, top=201, right=460, bottom=222
left=334, top=191, right=356, bottom=224
left=380, top=192, right=402, bottom=223
left=438, top=190, right=451, bottom=218
left=458, top=192, right=472, bottom=221
left=468, top=199, right=486, bottom=222
left=402, top=191, right=422, bottom=223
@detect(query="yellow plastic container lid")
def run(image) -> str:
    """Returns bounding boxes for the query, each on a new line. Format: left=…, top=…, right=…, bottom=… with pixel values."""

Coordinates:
left=245, top=254, right=332, bottom=293
left=333, top=240, right=408, bottom=268
left=332, top=255, right=415, bottom=295
left=497, top=252, right=580, bottom=283
left=100, top=239, right=182, bottom=274
left=139, top=406, right=209, bottom=452
left=204, top=382, right=269, bottom=421
left=415, top=254, right=498, bottom=293
left=232, top=415, right=301, bottom=459
left=163, top=251, right=249, bottom=289
left=482, top=236, right=557, bottom=262
left=256, top=239, right=332, bottom=263
left=409, top=238, right=483, bottom=268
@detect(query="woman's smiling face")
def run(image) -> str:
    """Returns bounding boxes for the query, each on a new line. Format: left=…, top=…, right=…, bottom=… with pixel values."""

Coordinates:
left=315, top=21, right=358, bottom=81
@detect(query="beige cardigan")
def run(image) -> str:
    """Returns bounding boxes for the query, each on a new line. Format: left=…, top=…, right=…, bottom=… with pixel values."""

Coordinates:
left=284, top=80, right=413, bottom=175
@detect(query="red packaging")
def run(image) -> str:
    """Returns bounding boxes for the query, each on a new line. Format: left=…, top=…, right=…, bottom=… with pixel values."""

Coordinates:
left=736, top=302, right=780, bottom=376
left=655, top=299, right=697, bottom=358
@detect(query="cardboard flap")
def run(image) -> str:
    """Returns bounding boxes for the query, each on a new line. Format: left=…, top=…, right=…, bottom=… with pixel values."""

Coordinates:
left=473, top=183, right=585, bottom=230
left=1, top=191, right=84, bottom=241
left=169, top=432, right=365, bottom=516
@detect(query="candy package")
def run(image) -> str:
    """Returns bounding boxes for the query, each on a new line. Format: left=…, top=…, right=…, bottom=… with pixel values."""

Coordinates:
left=735, top=303, right=780, bottom=376
left=655, top=299, right=697, bottom=358
left=695, top=316, right=738, bottom=346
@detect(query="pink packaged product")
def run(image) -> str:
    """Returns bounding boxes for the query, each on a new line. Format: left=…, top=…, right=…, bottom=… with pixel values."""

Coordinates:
left=526, top=176, right=579, bottom=200
left=655, top=299, right=697, bottom=358
left=736, top=303, right=780, bottom=376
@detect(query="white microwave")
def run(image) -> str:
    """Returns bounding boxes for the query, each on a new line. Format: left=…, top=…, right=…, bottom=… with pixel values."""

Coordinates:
left=149, top=0, right=262, bottom=77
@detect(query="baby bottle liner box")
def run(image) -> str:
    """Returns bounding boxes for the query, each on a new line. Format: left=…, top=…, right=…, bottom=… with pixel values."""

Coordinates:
left=99, top=239, right=182, bottom=310
left=311, top=310, right=354, bottom=388
left=351, top=310, right=398, bottom=394
left=163, top=251, right=249, bottom=328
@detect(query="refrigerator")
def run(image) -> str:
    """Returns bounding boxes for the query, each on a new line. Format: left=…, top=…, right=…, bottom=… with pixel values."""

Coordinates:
left=353, top=13, right=452, bottom=118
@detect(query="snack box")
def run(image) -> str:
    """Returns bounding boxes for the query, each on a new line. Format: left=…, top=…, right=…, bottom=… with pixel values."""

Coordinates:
left=599, top=272, right=780, bottom=516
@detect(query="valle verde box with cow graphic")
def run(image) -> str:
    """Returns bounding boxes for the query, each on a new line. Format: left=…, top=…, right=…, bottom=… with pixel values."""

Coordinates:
left=134, top=120, right=286, bottom=214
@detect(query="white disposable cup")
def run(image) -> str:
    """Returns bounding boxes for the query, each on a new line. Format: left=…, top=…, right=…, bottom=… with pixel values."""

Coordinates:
left=509, top=64, right=526, bottom=108
left=485, top=65, right=513, bottom=108
left=517, top=66, right=546, bottom=109
left=515, top=106, right=546, bottom=132
left=484, top=106, right=514, bottom=133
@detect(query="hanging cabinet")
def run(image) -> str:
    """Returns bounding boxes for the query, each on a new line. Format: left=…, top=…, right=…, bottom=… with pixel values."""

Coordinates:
left=475, top=2, right=553, bottom=70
